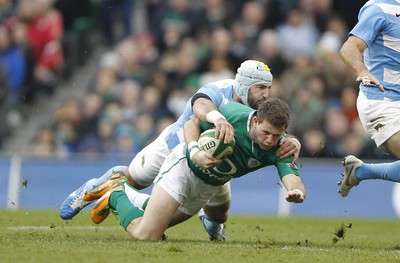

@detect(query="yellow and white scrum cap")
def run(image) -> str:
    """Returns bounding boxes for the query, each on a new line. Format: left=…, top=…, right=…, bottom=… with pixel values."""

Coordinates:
left=233, top=60, right=273, bottom=106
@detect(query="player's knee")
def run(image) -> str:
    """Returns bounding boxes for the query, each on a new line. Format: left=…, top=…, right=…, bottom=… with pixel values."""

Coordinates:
left=127, top=177, right=147, bottom=190
left=123, top=166, right=146, bottom=190
left=130, top=228, right=163, bottom=241
left=384, top=134, right=400, bottom=158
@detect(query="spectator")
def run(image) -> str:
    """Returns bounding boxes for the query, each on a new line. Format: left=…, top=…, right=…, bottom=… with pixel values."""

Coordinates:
left=25, top=124, right=67, bottom=158
left=288, top=83, right=325, bottom=138
left=75, top=92, right=103, bottom=154
left=0, top=24, right=26, bottom=106
left=340, top=85, right=358, bottom=124
left=131, top=110, right=156, bottom=147
left=323, top=107, right=349, bottom=157
left=301, top=128, right=327, bottom=157
left=54, top=0, right=96, bottom=75
left=276, top=8, right=319, bottom=61
left=317, top=13, right=348, bottom=56
left=107, top=123, right=140, bottom=159
left=1, top=0, right=389, bottom=161
left=9, top=19, right=36, bottom=104
left=8, top=0, right=64, bottom=96
left=140, top=84, right=171, bottom=121
left=0, top=0, right=16, bottom=24
left=89, top=67, right=119, bottom=105
left=254, top=29, right=287, bottom=78
left=98, top=0, right=134, bottom=46
left=240, top=1, right=266, bottom=50
left=117, top=79, right=142, bottom=122
left=199, top=55, right=234, bottom=87
left=198, top=0, right=231, bottom=31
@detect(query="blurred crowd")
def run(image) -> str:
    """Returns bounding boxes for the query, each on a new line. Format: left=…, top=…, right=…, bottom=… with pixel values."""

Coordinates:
left=1, top=0, right=393, bottom=160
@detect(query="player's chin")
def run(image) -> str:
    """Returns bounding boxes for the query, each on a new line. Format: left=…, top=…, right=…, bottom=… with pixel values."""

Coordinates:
left=257, top=99, right=265, bottom=106
left=259, top=144, right=273, bottom=150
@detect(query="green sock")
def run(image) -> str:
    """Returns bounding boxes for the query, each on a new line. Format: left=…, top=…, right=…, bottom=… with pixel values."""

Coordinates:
left=110, top=191, right=144, bottom=230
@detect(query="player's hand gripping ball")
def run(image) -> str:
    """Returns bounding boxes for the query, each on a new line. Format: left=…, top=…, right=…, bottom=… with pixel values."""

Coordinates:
left=197, top=128, right=235, bottom=159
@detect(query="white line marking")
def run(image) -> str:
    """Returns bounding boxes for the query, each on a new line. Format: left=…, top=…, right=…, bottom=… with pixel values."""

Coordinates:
left=7, top=226, right=121, bottom=231
left=8, top=155, right=21, bottom=209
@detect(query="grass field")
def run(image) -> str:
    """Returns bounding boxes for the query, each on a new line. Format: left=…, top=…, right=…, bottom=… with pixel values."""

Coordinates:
left=1, top=210, right=400, bottom=263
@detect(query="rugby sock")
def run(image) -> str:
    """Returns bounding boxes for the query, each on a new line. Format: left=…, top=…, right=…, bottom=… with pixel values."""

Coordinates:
left=109, top=191, right=144, bottom=229
left=83, top=165, right=125, bottom=192
left=124, top=183, right=150, bottom=209
left=202, top=215, right=222, bottom=233
left=356, top=160, right=400, bottom=182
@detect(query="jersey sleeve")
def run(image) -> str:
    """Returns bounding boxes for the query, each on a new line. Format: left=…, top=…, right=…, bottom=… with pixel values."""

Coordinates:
left=199, top=119, right=214, bottom=132
left=350, top=4, right=387, bottom=46
left=191, top=85, right=225, bottom=108
left=275, top=158, right=300, bottom=179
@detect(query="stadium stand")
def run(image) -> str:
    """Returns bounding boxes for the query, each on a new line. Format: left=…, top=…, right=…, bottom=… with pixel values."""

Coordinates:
left=0, top=0, right=394, bottom=160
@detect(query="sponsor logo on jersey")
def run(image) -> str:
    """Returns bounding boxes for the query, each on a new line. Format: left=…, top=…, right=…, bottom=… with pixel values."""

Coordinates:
left=248, top=158, right=262, bottom=168
left=285, top=163, right=299, bottom=171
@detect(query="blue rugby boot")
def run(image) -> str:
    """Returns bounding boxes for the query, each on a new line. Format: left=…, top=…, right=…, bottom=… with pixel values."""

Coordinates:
left=60, top=179, right=94, bottom=220
left=198, top=208, right=227, bottom=241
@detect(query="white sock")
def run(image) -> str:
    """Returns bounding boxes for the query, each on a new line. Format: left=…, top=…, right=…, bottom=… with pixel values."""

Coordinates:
left=124, top=183, right=150, bottom=209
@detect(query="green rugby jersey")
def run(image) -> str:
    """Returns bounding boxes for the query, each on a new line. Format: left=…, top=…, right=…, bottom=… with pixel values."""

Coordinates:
left=187, top=102, right=299, bottom=186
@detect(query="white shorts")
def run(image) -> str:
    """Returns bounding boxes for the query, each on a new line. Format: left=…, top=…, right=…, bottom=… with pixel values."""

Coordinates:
left=357, top=91, right=400, bottom=147
left=155, top=143, right=231, bottom=216
left=128, top=124, right=183, bottom=186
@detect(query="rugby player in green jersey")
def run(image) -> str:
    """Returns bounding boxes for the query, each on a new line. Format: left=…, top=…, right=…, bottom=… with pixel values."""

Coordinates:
left=85, top=98, right=306, bottom=241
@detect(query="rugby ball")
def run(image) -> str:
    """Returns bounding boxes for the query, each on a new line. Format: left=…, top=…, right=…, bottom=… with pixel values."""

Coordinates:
left=197, top=128, right=235, bottom=159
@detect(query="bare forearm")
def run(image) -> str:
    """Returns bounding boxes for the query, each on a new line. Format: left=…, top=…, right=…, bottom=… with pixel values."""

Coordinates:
left=192, top=97, right=234, bottom=143
left=192, top=97, right=219, bottom=122
left=340, top=36, right=384, bottom=91
left=184, top=118, right=201, bottom=144
left=281, top=174, right=306, bottom=203
left=340, top=37, right=369, bottom=76
left=282, top=175, right=306, bottom=196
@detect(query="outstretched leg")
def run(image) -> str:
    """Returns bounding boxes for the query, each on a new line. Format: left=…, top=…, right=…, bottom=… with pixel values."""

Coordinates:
left=59, top=165, right=127, bottom=220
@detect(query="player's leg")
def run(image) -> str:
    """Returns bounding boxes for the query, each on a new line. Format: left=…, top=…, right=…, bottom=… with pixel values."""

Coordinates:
left=88, top=181, right=180, bottom=240
left=127, top=126, right=174, bottom=189
left=91, top=142, right=220, bottom=240
left=199, top=182, right=231, bottom=241
left=128, top=144, right=204, bottom=240
left=59, top=165, right=126, bottom=220
left=126, top=184, right=182, bottom=240
left=384, top=132, right=400, bottom=158
left=203, top=201, right=230, bottom=224
left=339, top=95, right=400, bottom=196
left=349, top=132, right=400, bottom=184
left=60, top=126, right=174, bottom=219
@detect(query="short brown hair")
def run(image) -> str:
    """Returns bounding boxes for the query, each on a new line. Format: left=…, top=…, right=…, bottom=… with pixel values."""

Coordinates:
left=256, top=98, right=290, bottom=129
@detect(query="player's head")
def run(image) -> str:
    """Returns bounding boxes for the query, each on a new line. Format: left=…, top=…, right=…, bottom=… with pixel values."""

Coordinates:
left=250, top=98, right=290, bottom=150
left=233, top=60, right=273, bottom=108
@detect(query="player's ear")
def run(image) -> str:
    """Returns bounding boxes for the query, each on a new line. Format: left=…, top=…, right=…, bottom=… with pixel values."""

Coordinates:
left=252, top=116, right=259, bottom=127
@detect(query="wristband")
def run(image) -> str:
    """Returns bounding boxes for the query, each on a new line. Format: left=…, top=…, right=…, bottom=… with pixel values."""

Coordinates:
left=188, top=141, right=200, bottom=159
left=206, top=110, right=226, bottom=124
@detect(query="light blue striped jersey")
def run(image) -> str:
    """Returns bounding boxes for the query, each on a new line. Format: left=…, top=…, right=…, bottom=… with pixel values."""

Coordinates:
left=350, top=0, right=400, bottom=100
left=164, top=79, right=234, bottom=150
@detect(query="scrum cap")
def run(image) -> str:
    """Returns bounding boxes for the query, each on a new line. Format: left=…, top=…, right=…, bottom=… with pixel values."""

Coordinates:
left=233, top=60, right=273, bottom=105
